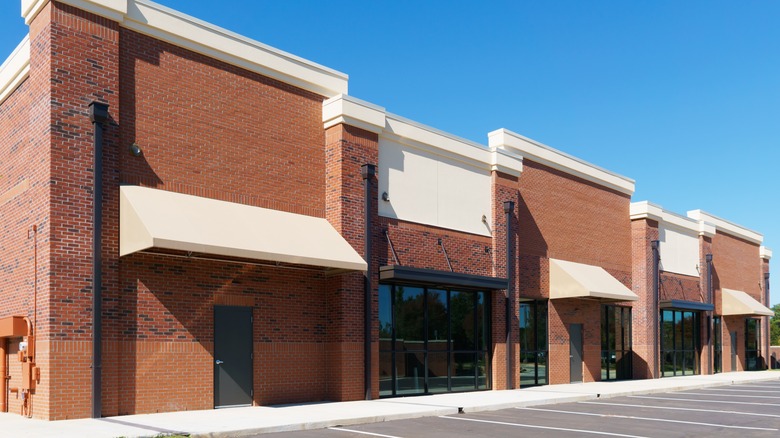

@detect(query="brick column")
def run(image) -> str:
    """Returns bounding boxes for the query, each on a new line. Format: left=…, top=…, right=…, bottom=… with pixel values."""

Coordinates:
left=490, top=172, right=519, bottom=389
left=324, top=124, right=379, bottom=400
left=27, top=2, right=121, bottom=419
left=631, top=218, right=659, bottom=379
left=699, top=236, right=714, bottom=374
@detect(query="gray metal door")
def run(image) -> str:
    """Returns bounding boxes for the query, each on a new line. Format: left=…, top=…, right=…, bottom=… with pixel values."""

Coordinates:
left=570, top=324, right=583, bottom=383
left=214, top=306, right=253, bottom=408
left=731, top=331, right=737, bottom=371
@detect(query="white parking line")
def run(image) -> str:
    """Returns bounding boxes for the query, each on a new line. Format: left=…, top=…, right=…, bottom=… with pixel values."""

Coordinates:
left=439, top=415, right=649, bottom=438
left=630, top=395, right=780, bottom=407
left=700, top=388, right=780, bottom=393
left=327, top=427, right=403, bottom=438
left=580, top=401, right=780, bottom=418
left=679, top=392, right=780, bottom=399
left=517, top=407, right=777, bottom=431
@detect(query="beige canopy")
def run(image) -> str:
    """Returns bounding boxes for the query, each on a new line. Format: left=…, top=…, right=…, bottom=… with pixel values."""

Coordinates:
left=549, top=258, right=638, bottom=302
left=119, top=186, right=367, bottom=271
left=721, top=288, right=773, bottom=317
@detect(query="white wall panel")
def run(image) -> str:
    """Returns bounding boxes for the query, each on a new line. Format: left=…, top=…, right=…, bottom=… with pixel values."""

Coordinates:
left=378, top=138, right=491, bottom=236
left=659, top=224, right=699, bottom=277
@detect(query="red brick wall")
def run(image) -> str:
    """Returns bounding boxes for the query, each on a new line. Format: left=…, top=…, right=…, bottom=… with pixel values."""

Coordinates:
left=489, top=172, right=520, bottom=389
left=101, top=253, right=330, bottom=415
left=517, top=160, right=632, bottom=272
left=711, top=231, right=763, bottom=373
left=631, top=218, right=659, bottom=379
left=39, top=2, right=121, bottom=420
left=7, top=0, right=358, bottom=419
left=118, top=28, right=326, bottom=218
left=324, top=124, right=377, bottom=400
left=659, top=272, right=703, bottom=302
left=699, top=236, right=714, bottom=373
left=712, top=232, right=762, bottom=303
left=763, top=258, right=771, bottom=367
left=0, top=1, right=58, bottom=422
left=722, top=315, right=745, bottom=372
left=517, top=160, right=632, bottom=384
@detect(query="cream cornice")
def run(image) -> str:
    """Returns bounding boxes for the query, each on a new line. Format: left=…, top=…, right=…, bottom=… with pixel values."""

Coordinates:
left=0, top=36, right=30, bottom=106
left=629, top=201, right=664, bottom=222
left=20, top=0, right=348, bottom=97
left=760, top=246, right=772, bottom=260
left=488, top=128, right=635, bottom=195
left=631, top=201, right=717, bottom=238
left=687, top=210, right=763, bottom=245
left=323, top=94, right=524, bottom=176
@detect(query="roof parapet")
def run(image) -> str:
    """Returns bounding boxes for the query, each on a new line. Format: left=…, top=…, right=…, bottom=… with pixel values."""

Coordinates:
left=21, top=0, right=349, bottom=97
left=323, top=94, right=523, bottom=176
left=488, top=128, right=635, bottom=195
left=0, top=35, right=29, bottom=106
left=687, top=210, right=763, bottom=245
left=630, top=201, right=714, bottom=237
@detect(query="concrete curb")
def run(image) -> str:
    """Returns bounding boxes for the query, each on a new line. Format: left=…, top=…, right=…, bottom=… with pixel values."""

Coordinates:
left=2, top=371, right=778, bottom=437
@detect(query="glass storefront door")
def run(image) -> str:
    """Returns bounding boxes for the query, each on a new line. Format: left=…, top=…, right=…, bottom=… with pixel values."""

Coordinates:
left=379, top=284, right=490, bottom=397
left=660, top=310, right=700, bottom=376
left=601, top=305, right=632, bottom=380
left=745, top=318, right=761, bottom=371
left=713, top=316, right=722, bottom=373
left=519, top=300, right=548, bottom=387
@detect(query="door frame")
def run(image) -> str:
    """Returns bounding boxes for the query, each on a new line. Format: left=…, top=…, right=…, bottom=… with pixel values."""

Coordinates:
left=214, top=305, right=254, bottom=408
left=570, top=323, right=583, bottom=383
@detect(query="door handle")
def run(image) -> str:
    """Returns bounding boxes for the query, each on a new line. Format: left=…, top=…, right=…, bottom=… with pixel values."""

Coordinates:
left=216, top=360, right=224, bottom=365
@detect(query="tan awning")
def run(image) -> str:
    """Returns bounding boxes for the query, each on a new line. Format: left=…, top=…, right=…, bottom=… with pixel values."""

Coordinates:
left=120, top=186, right=367, bottom=271
left=549, top=258, right=638, bottom=302
left=721, top=288, right=773, bottom=316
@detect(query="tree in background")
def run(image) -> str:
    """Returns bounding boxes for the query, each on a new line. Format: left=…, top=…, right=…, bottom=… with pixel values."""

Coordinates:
left=771, top=304, right=780, bottom=346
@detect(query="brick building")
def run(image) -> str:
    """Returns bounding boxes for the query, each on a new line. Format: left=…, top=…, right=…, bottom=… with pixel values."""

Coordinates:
left=0, top=0, right=772, bottom=421
left=631, top=203, right=773, bottom=378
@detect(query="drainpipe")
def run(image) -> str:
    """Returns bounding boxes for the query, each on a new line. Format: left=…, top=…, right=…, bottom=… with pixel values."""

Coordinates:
left=504, top=201, right=515, bottom=390
left=89, top=102, right=108, bottom=419
left=651, top=240, right=660, bottom=378
left=1, top=338, right=6, bottom=412
left=706, top=254, right=713, bottom=374
left=765, top=273, right=770, bottom=370
left=361, top=164, right=375, bottom=400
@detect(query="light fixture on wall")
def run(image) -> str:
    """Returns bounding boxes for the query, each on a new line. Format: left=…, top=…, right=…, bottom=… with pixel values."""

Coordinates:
left=481, top=214, right=487, bottom=223
left=382, top=192, right=390, bottom=201
left=129, top=143, right=143, bottom=157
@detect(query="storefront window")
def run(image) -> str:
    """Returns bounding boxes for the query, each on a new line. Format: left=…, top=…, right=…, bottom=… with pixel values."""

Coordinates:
left=379, top=284, right=490, bottom=397
left=601, top=305, right=632, bottom=381
left=713, top=316, right=722, bottom=373
left=746, top=318, right=761, bottom=371
left=660, top=310, right=700, bottom=376
left=519, top=300, right=548, bottom=387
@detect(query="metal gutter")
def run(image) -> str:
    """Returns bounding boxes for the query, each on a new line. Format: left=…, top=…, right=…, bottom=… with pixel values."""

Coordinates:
left=362, top=164, right=375, bottom=400
left=89, top=101, right=109, bottom=419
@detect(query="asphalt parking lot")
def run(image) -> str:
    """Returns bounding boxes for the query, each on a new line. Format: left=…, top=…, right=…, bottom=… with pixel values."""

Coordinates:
left=268, top=380, right=780, bottom=437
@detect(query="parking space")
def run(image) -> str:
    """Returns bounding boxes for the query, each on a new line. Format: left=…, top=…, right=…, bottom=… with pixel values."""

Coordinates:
left=268, top=381, right=780, bottom=437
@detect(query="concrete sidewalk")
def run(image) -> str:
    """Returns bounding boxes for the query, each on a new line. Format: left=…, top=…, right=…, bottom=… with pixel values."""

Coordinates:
left=3, top=371, right=778, bottom=438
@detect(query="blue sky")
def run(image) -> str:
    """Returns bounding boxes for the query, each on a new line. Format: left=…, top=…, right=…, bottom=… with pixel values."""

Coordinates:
left=1, top=1, right=778, bottom=305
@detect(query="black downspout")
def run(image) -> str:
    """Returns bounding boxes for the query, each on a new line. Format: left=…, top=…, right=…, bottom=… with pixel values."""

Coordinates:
left=706, top=254, right=713, bottom=375
left=361, top=164, right=375, bottom=400
left=765, top=272, right=770, bottom=370
left=89, top=102, right=108, bottom=419
left=651, top=240, right=660, bottom=378
left=504, top=201, right=515, bottom=390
